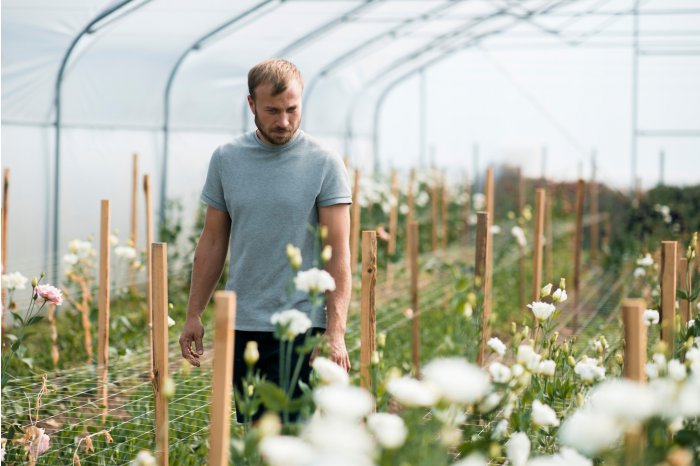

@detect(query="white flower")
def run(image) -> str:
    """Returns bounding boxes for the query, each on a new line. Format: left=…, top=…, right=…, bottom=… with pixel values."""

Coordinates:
left=586, top=380, right=657, bottom=425
left=366, top=413, right=407, bottom=449
left=109, top=234, right=120, bottom=246
left=321, top=245, right=332, bottom=263
left=1, top=271, right=28, bottom=290
left=423, top=357, right=490, bottom=404
left=643, top=309, right=659, bottom=326
left=167, top=316, right=175, bottom=328
left=286, top=244, right=303, bottom=270
left=69, top=239, right=94, bottom=258
left=294, top=268, right=336, bottom=294
left=552, top=289, right=567, bottom=303
left=472, top=193, right=486, bottom=210
left=574, top=357, right=606, bottom=383
left=270, top=309, right=311, bottom=340
left=633, top=267, right=646, bottom=278
left=259, top=435, right=315, bottom=466
left=115, top=246, right=137, bottom=260
left=511, top=226, right=527, bottom=248
left=313, top=385, right=373, bottom=420
left=131, top=450, right=156, bottom=466
left=528, top=448, right=592, bottom=466
left=668, top=417, right=685, bottom=434
left=559, top=409, right=623, bottom=456
left=517, top=345, right=542, bottom=371
left=415, top=191, right=430, bottom=207
left=637, top=253, right=654, bottom=267
left=506, top=432, right=531, bottom=466
left=479, top=392, right=502, bottom=413
left=303, top=417, right=373, bottom=464
left=527, top=301, right=556, bottom=320
left=532, top=400, right=559, bottom=427
left=493, top=420, right=509, bottom=439
left=463, top=302, right=473, bottom=318
left=645, top=362, right=659, bottom=379
left=63, top=253, right=79, bottom=266
left=668, top=359, right=687, bottom=381
left=487, top=337, right=506, bottom=356
left=490, top=225, right=502, bottom=234
left=387, top=377, right=438, bottom=407
left=312, top=357, right=349, bottom=385
left=452, top=453, right=488, bottom=466
left=689, top=318, right=696, bottom=328
left=488, top=362, right=512, bottom=383
left=537, top=360, right=556, bottom=377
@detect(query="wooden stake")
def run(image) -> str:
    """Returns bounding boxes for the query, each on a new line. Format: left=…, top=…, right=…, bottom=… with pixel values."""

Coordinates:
left=484, top=168, right=494, bottom=339
left=144, top=175, right=154, bottom=379
left=475, top=212, right=490, bottom=366
left=2, top=168, right=9, bottom=322
left=441, top=174, right=449, bottom=252
left=350, top=169, right=361, bottom=274
left=545, top=190, right=554, bottom=282
left=660, top=241, right=677, bottom=348
left=532, top=189, right=546, bottom=301
left=49, top=304, right=59, bottom=369
left=573, top=180, right=585, bottom=309
left=98, top=200, right=110, bottom=424
left=408, top=222, right=420, bottom=377
left=678, top=258, right=691, bottom=327
left=622, top=298, right=647, bottom=464
left=406, top=169, right=415, bottom=270
left=517, top=168, right=526, bottom=309
left=360, top=231, right=377, bottom=393
left=464, top=179, right=471, bottom=246
left=129, top=153, right=139, bottom=289
left=152, top=243, right=169, bottom=466
left=431, top=177, right=439, bottom=252
left=208, top=291, right=237, bottom=466
left=590, top=179, right=599, bottom=266
left=388, top=170, right=399, bottom=257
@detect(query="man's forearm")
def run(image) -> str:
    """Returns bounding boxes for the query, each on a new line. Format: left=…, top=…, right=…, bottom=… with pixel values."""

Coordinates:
left=324, top=242, right=351, bottom=338
left=186, top=238, right=228, bottom=319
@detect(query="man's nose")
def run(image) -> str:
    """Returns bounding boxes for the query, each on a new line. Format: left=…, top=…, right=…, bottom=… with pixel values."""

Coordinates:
left=277, top=113, right=289, bottom=128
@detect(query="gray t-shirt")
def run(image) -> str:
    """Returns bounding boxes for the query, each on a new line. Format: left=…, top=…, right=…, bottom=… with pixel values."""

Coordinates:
left=200, top=130, right=352, bottom=331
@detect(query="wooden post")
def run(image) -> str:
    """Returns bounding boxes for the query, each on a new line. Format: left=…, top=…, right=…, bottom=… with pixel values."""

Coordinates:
left=360, top=231, right=377, bottom=392
left=350, top=169, right=361, bottom=274
left=532, top=189, right=546, bottom=301
left=678, top=258, right=691, bottom=327
left=545, top=190, right=554, bottom=283
left=590, top=179, right=599, bottom=266
left=660, top=241, right=677, bottom=347
left=464, top=179, right=471, bottom=246
left=408, top=222, right=420, bottom=377
left=573, top=180, right=585, bottom=309
left=441, top=174, right=449, bottom=252
left=144, top=175, right=154, bottom=379
left=406, top=169, right=415, bottom=270
left=622, top=298, right=646, bottom=464
left=129, top=153, right=139, bottom=289
left=475, top=212, right=490, bottom=366
left=98, top=200, right=110, bottom=424
left=430, top=177, right=439, bottom=252
left=48, top=304, right=59, bottom=369
left=484, top=168, right=494, bottom=337
left=2, top=168, right=9, bottom=321
left=387, top=170, right=399, bottom=257
left=152, top=243, right=169, bottom=466
left=517, top=168, right=526, bottom=309
left=208, top=291, right=237, bottom=466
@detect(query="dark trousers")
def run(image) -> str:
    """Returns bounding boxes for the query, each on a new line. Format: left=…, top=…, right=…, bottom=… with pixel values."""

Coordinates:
left=233, top=328, right=322, bottom=423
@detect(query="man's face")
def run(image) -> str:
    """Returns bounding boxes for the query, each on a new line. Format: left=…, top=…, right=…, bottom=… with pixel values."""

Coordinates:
left=248, top=79, right=302, bottom=145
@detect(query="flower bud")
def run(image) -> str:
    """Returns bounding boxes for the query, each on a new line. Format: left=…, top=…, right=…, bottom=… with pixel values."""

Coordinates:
left=463, top=303, right=473, bottom=318
left=32, top=277, right=38, bottom=287
left=244, top=341, right=259, bottom=366
left=559, top=277, right=566, bottom=290
left=247, top=384, right=255, bottom=397
left=162, top=377, right=176, bottom=399
left=257, top=412, right=282, bottom=438
left=377, top=331, right=386, bottom=349
left=168, top=302, right=174, bottom=310
left=615, top=352, right=624, bottom=365
left=511, top=322, right=517, bottom=336
left=563, top=341, right=570, bottom=353
left=507, top=211, right=515, bottom=220
left=371, top=351, right=380, bottom=366
left=567, top=356, right=576, bottom=368
left=575, top=393, right=584, bottom=407
left=541, top=283, right=553, bottom=297
left=467, top=292, right=477, bottom=308
left=488, top=442, right=502, bottom=458
left=320, top=225, right=328, bottom=241
left=321, top=245, right=332, bottom=263
left=180, top=358, right=192, bottom=377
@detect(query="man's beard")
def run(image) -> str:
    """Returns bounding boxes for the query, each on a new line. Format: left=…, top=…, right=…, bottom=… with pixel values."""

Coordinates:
left=254, top=113, right=297, bottom=145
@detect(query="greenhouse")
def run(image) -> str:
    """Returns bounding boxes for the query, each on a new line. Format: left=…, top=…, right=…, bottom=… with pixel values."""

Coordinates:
left=1, top=0, right=699, bottom=464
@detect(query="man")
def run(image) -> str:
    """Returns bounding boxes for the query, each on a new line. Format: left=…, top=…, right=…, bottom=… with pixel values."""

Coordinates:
left=178, top=59, right=352, bottom=421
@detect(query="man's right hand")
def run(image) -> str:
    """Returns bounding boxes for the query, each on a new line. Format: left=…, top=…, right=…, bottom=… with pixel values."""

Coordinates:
left=179, top=315, right=205, bottom=367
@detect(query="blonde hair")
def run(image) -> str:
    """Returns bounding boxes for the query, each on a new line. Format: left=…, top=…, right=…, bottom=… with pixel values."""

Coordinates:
left=248, top=59, right=303, bottom=99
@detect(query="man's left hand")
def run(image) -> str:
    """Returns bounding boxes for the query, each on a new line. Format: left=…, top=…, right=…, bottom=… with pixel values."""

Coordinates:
left=311, top=332, right=350, bottom=372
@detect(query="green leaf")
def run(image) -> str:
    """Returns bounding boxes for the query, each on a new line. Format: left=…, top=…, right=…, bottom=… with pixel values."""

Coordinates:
left=10, top=311, right=24, bottom=325
left=25, top=315, right=43, bottom=326
left=20, top=357, right=34, bottom=369
left=11, top=340, right=21, bottom=351
left=256, top=381, right=289, bottom=412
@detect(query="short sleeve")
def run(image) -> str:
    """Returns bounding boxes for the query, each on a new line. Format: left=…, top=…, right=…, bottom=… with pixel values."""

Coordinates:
left=200, top=147, right=228, bottom=212
left=317, top=154, right=352, bottom=207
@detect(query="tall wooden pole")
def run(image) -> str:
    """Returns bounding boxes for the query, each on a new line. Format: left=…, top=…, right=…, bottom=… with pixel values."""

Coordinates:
left=573, top=180, right=585, bottom=309
left=144, top=175, right=154, bottom=379
left=430, top=177, right=439, bottom=252
left=590, top=181, right=599, bottom=266
left=622, top=298, right=646, bottom=465
left=678, top=258, right=691, bottom=326
left=360, top=231, right=377, bottom=393
left=406, top=169, right=416, bottom=271
left=350, top=169, right=361, bottom=274
left=660, top=241, right=677, bottom=348
left=2, top=168, right=9, bottom=326
left=464, top=178, right=471, bottom=246
left=441, top=174, right=449, bottom=252
left=408, top=222, right=420, bottom=378
left=98, top=200, right=110, bottom=424
left=475, top=212, right=491, bottom=366
left=532, top=189, right=546, bottom=301
left=387, top=170, right=399, bottom=257
left=208, top=291, right=237, bottom=466
left=545, top=190, right=554, bottom=282
left=152, top=243, right=169, bottom=466
left=484, top=168, right=494, bottom=334
left=129, top=154, right=139, bottom=289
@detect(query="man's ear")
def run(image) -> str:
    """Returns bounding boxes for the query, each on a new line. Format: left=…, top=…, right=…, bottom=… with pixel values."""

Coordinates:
left=247, top=95, right=255, bottom=114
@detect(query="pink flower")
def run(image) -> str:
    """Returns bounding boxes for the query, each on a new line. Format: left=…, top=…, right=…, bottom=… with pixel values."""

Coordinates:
left=35, top=284, right=63, bottom=306
left=29, top=428, right=50, bottom=458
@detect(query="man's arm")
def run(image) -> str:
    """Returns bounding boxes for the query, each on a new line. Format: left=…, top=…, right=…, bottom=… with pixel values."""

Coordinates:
left=179, top=205, right=231, bottom=367
left=317, top=203, right=352, bottom=371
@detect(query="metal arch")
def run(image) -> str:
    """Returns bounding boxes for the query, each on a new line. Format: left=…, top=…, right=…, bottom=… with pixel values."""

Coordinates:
left=242, top=0, right=385, bottom=133
left=51, top=0, right=150, bottom=284
left=302, top=0, right=471, bottom=111
left=161, top=0, right=280, bottom=231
